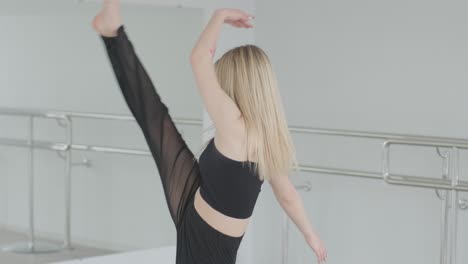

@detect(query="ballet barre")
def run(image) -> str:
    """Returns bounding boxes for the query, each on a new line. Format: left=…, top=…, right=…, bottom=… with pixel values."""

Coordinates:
left=280, top=126, right=468, bottom=264
left=0, top=108, right=72, bottom=254
left=0, top=107, right=198, bottom=254
left=1, top=107, right=467, bottom=264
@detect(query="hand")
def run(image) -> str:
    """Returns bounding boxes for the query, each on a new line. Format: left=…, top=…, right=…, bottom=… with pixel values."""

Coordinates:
left=215, top=8, right=255, bottom=28
left=305, top=233, right=328, bottom=263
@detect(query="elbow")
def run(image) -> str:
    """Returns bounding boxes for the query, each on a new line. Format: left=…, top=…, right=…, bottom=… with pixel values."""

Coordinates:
left=277, top=189, right=297, bottom=206
left=189, top=52, right=198, bottom=65
left=189, top=50, right=203, bottom=65
left=190, top=49, right=212, bottom=65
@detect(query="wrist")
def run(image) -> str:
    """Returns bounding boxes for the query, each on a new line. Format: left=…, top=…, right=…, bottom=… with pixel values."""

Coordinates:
left=303, top=230, right=316, bottom=241
left=213, top=9, right=227, bottom=22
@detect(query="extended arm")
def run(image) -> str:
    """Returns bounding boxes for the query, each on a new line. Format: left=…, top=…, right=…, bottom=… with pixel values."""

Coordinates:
left=269, top=174, right=328, bottom=263
left=269, top=175, right=316, bottom=238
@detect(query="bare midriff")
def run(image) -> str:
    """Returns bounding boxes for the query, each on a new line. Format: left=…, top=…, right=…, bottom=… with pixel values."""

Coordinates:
left=194, top=187, right=250, bottom=238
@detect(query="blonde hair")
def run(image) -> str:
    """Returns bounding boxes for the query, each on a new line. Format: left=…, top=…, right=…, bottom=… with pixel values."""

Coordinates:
left=197, top=44, right=299, bottom=181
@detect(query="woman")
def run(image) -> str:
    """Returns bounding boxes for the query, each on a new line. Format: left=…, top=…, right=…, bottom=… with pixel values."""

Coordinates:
left=92, top=1, right=327, bottom=263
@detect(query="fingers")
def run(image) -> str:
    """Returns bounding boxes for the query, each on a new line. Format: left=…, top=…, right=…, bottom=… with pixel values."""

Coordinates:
left=242, top=11, right=255, bottom=27
left=242, top=18, right=254, bottom=28
left=232, top=21, right=244, bottom=28
left=321, top=247, right=328, bottom=263
left=222, top=8, right=255, bottom=28
left=315, top=247, right=327, bottom=264
left=227, top=18, right=254, bottom=28
left=235, top=9, right=254, bottom=20
left=244, top=13, right=255, bottom=21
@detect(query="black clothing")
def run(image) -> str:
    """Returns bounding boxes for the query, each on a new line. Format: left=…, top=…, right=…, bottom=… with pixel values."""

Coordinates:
left=100, top=25, right=262, bottom=264
left=199, top=137, right=263, bottom=219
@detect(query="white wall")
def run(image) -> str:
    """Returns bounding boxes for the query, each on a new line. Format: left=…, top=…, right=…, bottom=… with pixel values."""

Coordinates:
left=253, top=0, right=468, bottom=263
left=0, top=0, right=260, bottom=262
left=3, top=0, right=466, bottom=263
left=0, top=0, right=203, bottom=250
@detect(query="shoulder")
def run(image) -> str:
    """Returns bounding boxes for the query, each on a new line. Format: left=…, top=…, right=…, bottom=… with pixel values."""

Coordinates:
left=215, top=117, right=257, bottom=161
left=217, top=115, right=245, bottom=142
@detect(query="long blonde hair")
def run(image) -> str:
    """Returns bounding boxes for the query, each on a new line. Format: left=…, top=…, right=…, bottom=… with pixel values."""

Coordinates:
left=197, top=44, right=299, bottom=181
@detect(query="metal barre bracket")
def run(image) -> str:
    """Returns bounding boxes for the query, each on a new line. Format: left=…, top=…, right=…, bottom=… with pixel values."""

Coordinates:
left=382, top=140, right=467, bottom=192
left=1, top=115, right=71, bottom=254
left=56, top=151, right=91, bottom=167
left=382, top=139, right=463, bottom=264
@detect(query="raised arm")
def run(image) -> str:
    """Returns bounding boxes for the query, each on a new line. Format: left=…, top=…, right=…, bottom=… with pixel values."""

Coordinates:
left=269, top=174, right=328, bottom=264
left=189, top=9, right=254, bottom=137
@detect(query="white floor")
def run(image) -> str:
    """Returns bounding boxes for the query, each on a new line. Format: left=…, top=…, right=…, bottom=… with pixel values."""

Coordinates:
left=0, top=228, right=114, bottom=264
left=51, top=247, right=176, bottom=264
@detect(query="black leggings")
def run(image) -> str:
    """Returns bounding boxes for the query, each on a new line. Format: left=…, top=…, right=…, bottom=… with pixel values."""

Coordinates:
left=100, top=25, right=243, bottom=264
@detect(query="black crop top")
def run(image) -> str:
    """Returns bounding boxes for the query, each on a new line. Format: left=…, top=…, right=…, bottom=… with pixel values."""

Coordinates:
left=199, top=137, right=264, bottom=219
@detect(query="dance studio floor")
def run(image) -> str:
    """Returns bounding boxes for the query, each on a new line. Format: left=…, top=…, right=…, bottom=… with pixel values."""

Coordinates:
left=0, top=228, right=114, bottom=264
